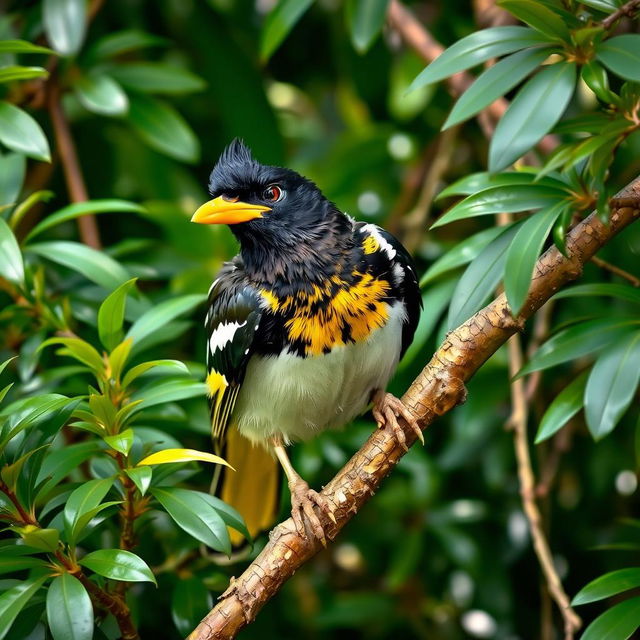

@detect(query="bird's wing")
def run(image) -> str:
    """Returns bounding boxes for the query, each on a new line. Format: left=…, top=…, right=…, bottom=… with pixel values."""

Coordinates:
left=205, top=263, right=263, bottom=444
left=355, top=222, right=423, bottom=357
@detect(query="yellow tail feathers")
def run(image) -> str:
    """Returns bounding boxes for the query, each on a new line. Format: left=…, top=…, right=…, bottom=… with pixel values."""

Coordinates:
left=216, top=429, right=280, bottom=546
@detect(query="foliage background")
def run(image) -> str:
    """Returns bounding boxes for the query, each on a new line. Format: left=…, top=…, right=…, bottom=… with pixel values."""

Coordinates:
left=1, top=0, right=640, bottom=638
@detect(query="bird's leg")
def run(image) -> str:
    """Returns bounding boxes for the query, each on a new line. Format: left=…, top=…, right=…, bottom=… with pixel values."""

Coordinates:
left=371, top=389, right=424, bottom=452
left=272, top=440, right=336, bottom=546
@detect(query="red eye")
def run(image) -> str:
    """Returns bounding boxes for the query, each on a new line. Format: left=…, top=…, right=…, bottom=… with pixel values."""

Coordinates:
left=263, top=185, right=283, bottom=202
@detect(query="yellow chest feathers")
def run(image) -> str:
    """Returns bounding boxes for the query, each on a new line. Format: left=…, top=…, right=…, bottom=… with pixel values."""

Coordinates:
left=260, top=272, right=391, bottom=356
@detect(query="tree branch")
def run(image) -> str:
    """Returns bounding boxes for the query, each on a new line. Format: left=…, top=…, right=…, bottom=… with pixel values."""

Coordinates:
left=601, top=0, right=640, bottom=29
left=590, top=255, right=640, bottom=287
left=188, top=179, right=640, bottom=640
left=47, top=80, right=101, bottom=249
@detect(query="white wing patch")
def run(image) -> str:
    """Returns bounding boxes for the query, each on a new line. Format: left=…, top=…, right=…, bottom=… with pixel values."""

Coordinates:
left=361, top=223, right=397, bottom=260
left=209, top=320, right=246, bottom=354
left=392, top=262, right=405, bottom=285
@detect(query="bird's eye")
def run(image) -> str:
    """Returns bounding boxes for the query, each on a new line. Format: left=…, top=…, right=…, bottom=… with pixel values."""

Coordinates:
left=263, top=185, right=283, bottom=202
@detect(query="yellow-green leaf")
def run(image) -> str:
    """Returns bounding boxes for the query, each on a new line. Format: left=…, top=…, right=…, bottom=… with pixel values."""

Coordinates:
left=137, top=448, right=232, bottom=469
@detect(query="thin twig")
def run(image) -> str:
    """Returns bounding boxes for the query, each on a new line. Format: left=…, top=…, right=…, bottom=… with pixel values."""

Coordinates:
left=188, top=179, right=640, bottom=640
left=590, top=255, right=640, bottom=287
left=506, top=335, right=581, bottom=639
left=602, top=0, right=640, bottom=29
left=47, top=80, right=101, bottom=249
left=0, top=480, right=39, bottom=526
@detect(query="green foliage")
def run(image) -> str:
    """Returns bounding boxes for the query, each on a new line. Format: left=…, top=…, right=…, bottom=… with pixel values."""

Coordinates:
left=0, top=0, right=639, bottom=637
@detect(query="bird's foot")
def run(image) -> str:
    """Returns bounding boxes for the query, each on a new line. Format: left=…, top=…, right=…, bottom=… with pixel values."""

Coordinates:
left=372, top=390, right=423, bottom=452
left=288, top=477, right=337, bottom=547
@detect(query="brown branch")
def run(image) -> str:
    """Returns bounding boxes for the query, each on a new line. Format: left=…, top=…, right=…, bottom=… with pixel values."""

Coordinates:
left=506, top=335, right=581, bottom=638
left=601, top=0, right=640, bottom=29
left=0, top=480, right=38, bottom=526
left=188, top=179, right=640, bottom=640
left=590, top=255, right=640, bottom=287
left=47, top=80, right=101, bottom=249
left=386, top=0, right=557, bottom=152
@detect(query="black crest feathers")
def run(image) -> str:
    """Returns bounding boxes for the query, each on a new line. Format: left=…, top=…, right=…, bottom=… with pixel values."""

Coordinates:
left=208, top=138, right=261, bottom=196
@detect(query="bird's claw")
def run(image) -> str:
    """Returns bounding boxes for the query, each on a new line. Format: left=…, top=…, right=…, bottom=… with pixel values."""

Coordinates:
left=289, top=478, right=336, bottom=547
left=372, top=390, right=423, bottom=451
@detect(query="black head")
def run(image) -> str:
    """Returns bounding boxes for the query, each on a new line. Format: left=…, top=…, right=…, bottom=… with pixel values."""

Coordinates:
left=193, top=139, right=351, bottom=280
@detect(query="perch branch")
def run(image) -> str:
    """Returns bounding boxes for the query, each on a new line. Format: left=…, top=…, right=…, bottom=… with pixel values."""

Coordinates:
left=590, top=255, right=640, bottom=287
left=188, top=179, right=640, bottom=640
left=601, top=0, right=640, bottom=29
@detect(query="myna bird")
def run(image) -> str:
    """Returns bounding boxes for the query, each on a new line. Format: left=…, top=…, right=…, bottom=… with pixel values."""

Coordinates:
left=191, top=139, right=422, bottom=545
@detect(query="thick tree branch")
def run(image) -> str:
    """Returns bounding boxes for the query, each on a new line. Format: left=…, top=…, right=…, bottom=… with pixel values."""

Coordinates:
left=188, top=179, right=640, bottom=640
left=601, top=0, right=640, bottom=29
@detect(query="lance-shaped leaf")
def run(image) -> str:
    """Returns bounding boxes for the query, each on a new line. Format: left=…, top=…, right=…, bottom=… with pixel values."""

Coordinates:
left=489, top=62, right=577, bottom=172
left=443, top=47, right=551, bottom=129
left=0, top=40, right=54, bottom=55
left=0, top=574, right=48, bottom=640
left=121, top=359, right=188, bottom=388
left=0, top=66, right=48, bottom=83
left=138, top=448, right=231, bottom=468
left=64, top=477, right=114, bottom=543
left=431, top=184, right=567, bottom=228
left=26, top=241, right=130, bottom=290
left=504, top=201, right=568, bottom=314
left=125, top=466, right=152, bottom=496
left=103, top=429, right=134, bottom=455
left=108, top=63, right=206, bottom=94
left=408, top=26, right=548, bottom=92
left=579, top=596, right=640, bottom=640
left=74, top=73, right=128, bottom=116
left=260, top=0, right=314, bottom=61
left=0, top=218, right=24, bottom=286
left=0, top=152, right=26, bottom=208
left=596, top=34, right=640, bottom=83
left=585, top=331, right=640, bottom=440
left=39, top=337, right=105, bottom=375
left=499, top=0, right=570, bottom=42
left=554, top=283, right=640, bottom=305
left=348, top=0, right=389, bottom=53
left=89, top=30, right=167, bottom=59
left=79, top=549, right=156, bottom=584
left=535, top=370, right=588, bottom=443
left=98, top=278, right=138, bottom=352
left=0, top=102, right=50, bottom=162
left=130, top=379, right=207, bottom=410
left=43, top=0, right=87, bottom=56
left=573, top=568, right=640, bottom=606
left=46, top=573, right=93, bottom=640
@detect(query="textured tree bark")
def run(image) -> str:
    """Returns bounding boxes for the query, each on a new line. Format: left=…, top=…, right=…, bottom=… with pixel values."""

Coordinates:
left=188, top=177, right=640, bottom=640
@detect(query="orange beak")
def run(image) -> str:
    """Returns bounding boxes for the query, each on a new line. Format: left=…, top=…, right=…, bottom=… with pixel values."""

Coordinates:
left=190, top=196, right=271, bottom=225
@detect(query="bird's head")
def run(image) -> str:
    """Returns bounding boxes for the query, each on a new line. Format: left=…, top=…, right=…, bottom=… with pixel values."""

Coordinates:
left=191, top=139, right=335, bottom=248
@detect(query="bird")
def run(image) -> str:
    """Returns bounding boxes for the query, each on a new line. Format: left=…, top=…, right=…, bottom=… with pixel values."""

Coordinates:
left=191, top=139, right=422, bottom=546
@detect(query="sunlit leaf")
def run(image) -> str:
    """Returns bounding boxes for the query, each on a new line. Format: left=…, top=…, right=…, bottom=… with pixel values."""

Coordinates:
left=0, top=102, right=50, bottom=162
left=79, top=549, right=156, bottom=584
left=98, top=278, right=138, bottom=351
left=125, top=466, right=152, bottom=496
left=0, top=66, right=48, bottom=83
left=138, top=448, right=231, bottom=468
left=104, top=429, right=134, bottom=455
left=573, top=569, right=640, bottom=605
left=0, top=40, right=54, bottom=55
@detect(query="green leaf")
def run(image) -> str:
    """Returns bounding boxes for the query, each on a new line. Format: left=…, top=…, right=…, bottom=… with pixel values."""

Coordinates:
left=443, top=47, right=550, bottom=129
left=108, top=63, right=206, bottom=94
left=554, top=283, right=640, bottom=305
left=535, top=370, right=588, bottom=443
left=9, top=189, right=54, bottom=230
left=0, top=218, right=24, bottom=286
left=0, top=152, right=26, bottom=208
left=151, top=487, right=231, bottom=555
left=171, top=578, right=213, bottom=637
left=130, top=379, right=207, bottom=410
left=0, top=102, right=50, bottom=162
left=43, top=0, right=87, bottom=56
left=0, top=575, right=48, bottom=640
left=18, top=527, right=59, bottom=552
left=25, top=199, right=145, bottom=242
left=89, top=30, right=167, bottom=59
left=431, top=185, right=566, bottom=229
left=109, top=339, right=133, bottom=381
left=121, top=359, right=188, bottom=388
left=0, top=66, right=48, bottom=83
left=499, top=0, right=570, bottom=41
left=127, top=93, right=199, bottom=163
left=585, top=332, right=640, bottom=440
left=198, top=491, right=251, bottom=541
left=74, top=73, right=128, bottom=116
left=98, top=278, right=138, bottom=351
left=504, top=201, right=567, bottom=314
left=103, top=429, right=134, bottom=455
left=597, top=35, right=640, bottom=83
left=348, top=0, right=389, bottom=53
left=79, top=549, right=156, bottom=585
left=26, top=241, right=130, bottom=290
left=0, top=556, right=47, bottom=576
left=125, top=466, right=152, bottom=496
left=420, top=226, right=505, bottom=286
left=46, top=574, right=93, bottom=640
left=408, top=26, right=548, bottom=92
left=125, top=294, right=205, bottom=345
left=39, top=337, right=105, bottom=374
left=64, top=477, right=114, bottom=543
left=447, top=224, right=519, bottom=328
left=518, top=318, right=640, bottom=377
left=580, top=0, right=619, bottom=11
left=581, top=60, right=617, bottom=103
left=260, top=0, right=315, bottom=61
left=573, top=569, right=640, bottom=606
left=489, top=62, right=577, bottom=172
left=580, top=596, right=640, bottom=640
left=0, top=40, right=54, bottom=55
